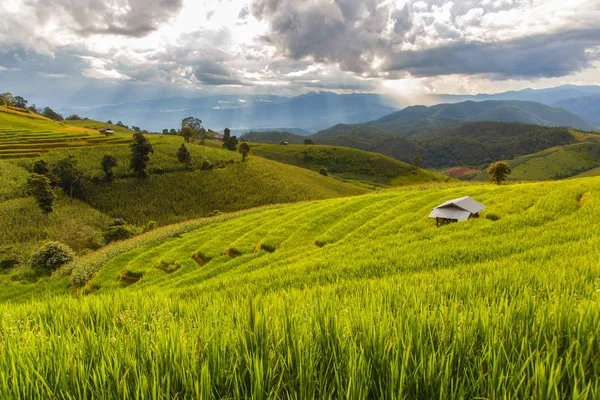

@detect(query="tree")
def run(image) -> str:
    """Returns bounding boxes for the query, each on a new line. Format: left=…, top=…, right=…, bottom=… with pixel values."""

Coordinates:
left=107, top=120, right=113, bottom=124
left=304, top=139, right=315, bottom=145
left=66, top=114, right=82, bottom=121
left=116, top=121, right=128, bottom=129
left=28, top=104, right=39, bottom=113
left=131, top=126, right=141, bottom=132
left=130, top=132, right=154, bottom=178
left=0, top=92, right=14, bottom=106
left=52, top=156, right=85, bottom=198
left=180, top=126, right=194, bottom=143
left=32, top=159, right=57, bottom=185
left=487, top=161, right=511, bottom=184
left=412, top=154, right=423, bottom=168
left=30, top=241, right=75, bottom=273
left=239, top=142, right=250, bottom=161
left=222, top=128, right=238, bottom=151
left=162, top=129, right=169, bottom=135
left=177, top=143, right=192, bottom=168
left=42, top=107, right=64, bottom=121
left=13, top=96, right=27, bottom=109
left=169, top=129, right=177, bottom=135
left=27, top=174, right=56, bottom=214
left=181, top=116, right=203, bottom=133
left=101, top=155, right=118, bottom=182
left=319, top=168, right=328, bottom=176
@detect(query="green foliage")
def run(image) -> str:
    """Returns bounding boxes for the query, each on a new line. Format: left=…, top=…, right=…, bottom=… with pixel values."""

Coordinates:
left=181, top=117, right=203, bottom=133
left=487, top=161, right=512, bottom=184
left=180, top=126, right=194, bottom=143
left=304, top=138, right=315, bottom=145
left=240, top=130, right=305, bottom=144
left=42, top=106, right=64, bottom=121
left=0, top=178, right=597, bottom=397
left=176, top=143, right=192, bottom=167
left=251, top=143, right=448, bottom=187
left=26, top=173, right=56, bottom=213
left=0, top=251, right=20, bottom=271
left=223, top=128, right=238, bottom=151
left=101, top=155, right=118, bottom=182
left=319, top=167, right=328, bottom=176
left=130, top=132, right=154, bottom=178
left=238, top=142, right=250, bottom=161
left=104, top=225, right=137, bottom=243
left=412, top=154, right=423, bottom=168
left=52, top=156, right=85, bottom=198
left=29, top=241, right=74, bottom=273
left=66, top=114, right=82, bottom=121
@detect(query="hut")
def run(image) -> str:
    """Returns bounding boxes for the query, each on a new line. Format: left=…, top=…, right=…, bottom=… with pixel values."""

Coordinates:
left=429, top=196, right=486, bottom=227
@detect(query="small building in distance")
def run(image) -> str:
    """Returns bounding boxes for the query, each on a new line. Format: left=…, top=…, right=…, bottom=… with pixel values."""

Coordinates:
left=99, top=128, right=114, bottom=137
left=429, top=196, right=486, bottom=227
left=214, top=134, right=224, bottom=141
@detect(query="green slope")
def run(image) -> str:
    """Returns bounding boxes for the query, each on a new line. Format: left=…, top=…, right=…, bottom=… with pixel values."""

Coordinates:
left=249, top=143, right=450, bottom=187
left=2, top=178, right=600, bottom=397
left=0, top=110, right=367, bottom=272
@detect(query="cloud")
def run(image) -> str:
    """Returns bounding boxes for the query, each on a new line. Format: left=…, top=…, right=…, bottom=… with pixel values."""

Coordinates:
left=193, top=59, right=244, bottom=85
left=252, top=0, right=600, bottom=79
left=27, top=0, right=184, bottom=38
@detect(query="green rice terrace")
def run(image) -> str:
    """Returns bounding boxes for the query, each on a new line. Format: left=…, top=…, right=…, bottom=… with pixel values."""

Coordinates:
left=0, top=106, right=131, bottom=159
left=1, top=177, right=599, bottom=398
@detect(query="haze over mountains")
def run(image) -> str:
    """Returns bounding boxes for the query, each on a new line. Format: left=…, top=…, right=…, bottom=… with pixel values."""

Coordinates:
left=57, top=85, right=599, bottom=133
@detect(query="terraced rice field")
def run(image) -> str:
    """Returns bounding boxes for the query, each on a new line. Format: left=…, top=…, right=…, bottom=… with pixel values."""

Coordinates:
left=0, top=107, right=130, bottom=159
left=1, top=178, right=598, bottom=397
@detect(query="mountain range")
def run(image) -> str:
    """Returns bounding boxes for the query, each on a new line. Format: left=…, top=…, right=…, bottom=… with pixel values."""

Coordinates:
left=57, top=92, right=398, bottom=133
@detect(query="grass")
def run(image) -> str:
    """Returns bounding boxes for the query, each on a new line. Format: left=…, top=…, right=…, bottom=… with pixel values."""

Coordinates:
left=250, top=143, right=449, bottom=187
left=507, top=142, right=600, bottom=180
left=0, top=107, right=131, bottom=158
left=1, top=177, right=600, bottom=397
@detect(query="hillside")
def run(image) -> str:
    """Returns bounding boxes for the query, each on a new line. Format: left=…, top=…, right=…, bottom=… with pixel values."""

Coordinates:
left=554, top=95, right=600, bottom=128
left=2, top=177, right=600, bottom=397
left=0, top=106, right=131, bottom=159
left=240, top=130, right=306, bottom=144
left=315, top=100, right=595, bottom=139
left=312, top=121, right=580, bottom=169
left=250, top=143, right=449, bottom=187
left=0, top=109, right=368, bottom=272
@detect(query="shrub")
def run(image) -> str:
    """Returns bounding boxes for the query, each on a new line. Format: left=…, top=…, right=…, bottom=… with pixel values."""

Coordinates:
left=30, top=241, right=75, bottom=273
left=319, top=168, right=328, bottom=176
left=104, top=225, right=137, bottom=243
left=0, top=253, right=20, bottom=271
left=108, top=218, right=127, bottom=227
left=144, top=221, right=157, bottom=232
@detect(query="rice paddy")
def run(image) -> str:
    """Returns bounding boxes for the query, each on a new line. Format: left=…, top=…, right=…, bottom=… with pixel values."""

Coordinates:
left=2, top=177, right=599, bottom=398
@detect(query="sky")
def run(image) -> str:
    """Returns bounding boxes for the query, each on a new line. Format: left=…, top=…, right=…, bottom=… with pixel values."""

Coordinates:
left=0, top=0, right=599, bottom=107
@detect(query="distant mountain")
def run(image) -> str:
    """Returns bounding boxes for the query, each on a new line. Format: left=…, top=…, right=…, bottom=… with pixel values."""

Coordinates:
left=437, top=85, right=600, bottom=106
left=240, top=131, right=306, bottom=144
left=553, top=95, right=600, bottom=127
left=374, top=100, right=595, bottom=132
left=314, top=100, right=595, bottom=141
left=58, top=92, right=397, bottom=133
left=312, top=121, right=578, bottom=169
left=233, top=127, right=311, bottom=136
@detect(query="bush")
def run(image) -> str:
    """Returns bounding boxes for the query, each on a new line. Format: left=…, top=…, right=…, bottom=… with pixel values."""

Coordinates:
left=319, top=168, right=328, bottom=176
left=144, top=221, right=157, bottom=232
left=0, top=253, right=20, bottom=271
left=104, top=225, right=137, bottom=243
left=108, top=218, right=127, bottom=227
left=30, top=241, right=75, bottom=273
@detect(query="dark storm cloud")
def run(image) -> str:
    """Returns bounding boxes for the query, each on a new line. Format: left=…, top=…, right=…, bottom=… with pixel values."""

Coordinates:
left=384, top=29, right=600, bottom=79
left=194, top=60, right=245, bottom=85
left=27, top=0, right=184, bottom=37
left=252, top=0, right=600, bottom=79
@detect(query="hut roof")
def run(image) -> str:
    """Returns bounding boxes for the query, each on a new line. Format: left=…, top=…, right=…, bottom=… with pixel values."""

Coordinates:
left=428, top=196, right=486, bottom=221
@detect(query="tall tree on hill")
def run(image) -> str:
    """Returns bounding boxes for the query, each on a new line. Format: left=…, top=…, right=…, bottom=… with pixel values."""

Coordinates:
left=412, top=155, right=423, bottom=168
left=239, top=142, right=250, bottom=161
left=42, top=107, right=64, bottom=121
left=180, top=126, right=194, bottom=143
left=130, top=132, right=154, bottom=178
left=101, top=155, right=118, bottom=182
left=52, top=156, right=85, bottom=199
left=0, top=92, right=14, bottom=106
left=222, top=128, right=238, bottom=151
left=13, top=96, right=27, bottom=109
left=177, top=143, right=192, bottom=169
left=27, top=174, right=56, bottom=214
left=32, top=159, right=57, bottom=185
left=487, top=162, right=511, bottom=184
left=182, top=117, right=203, bottom=133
